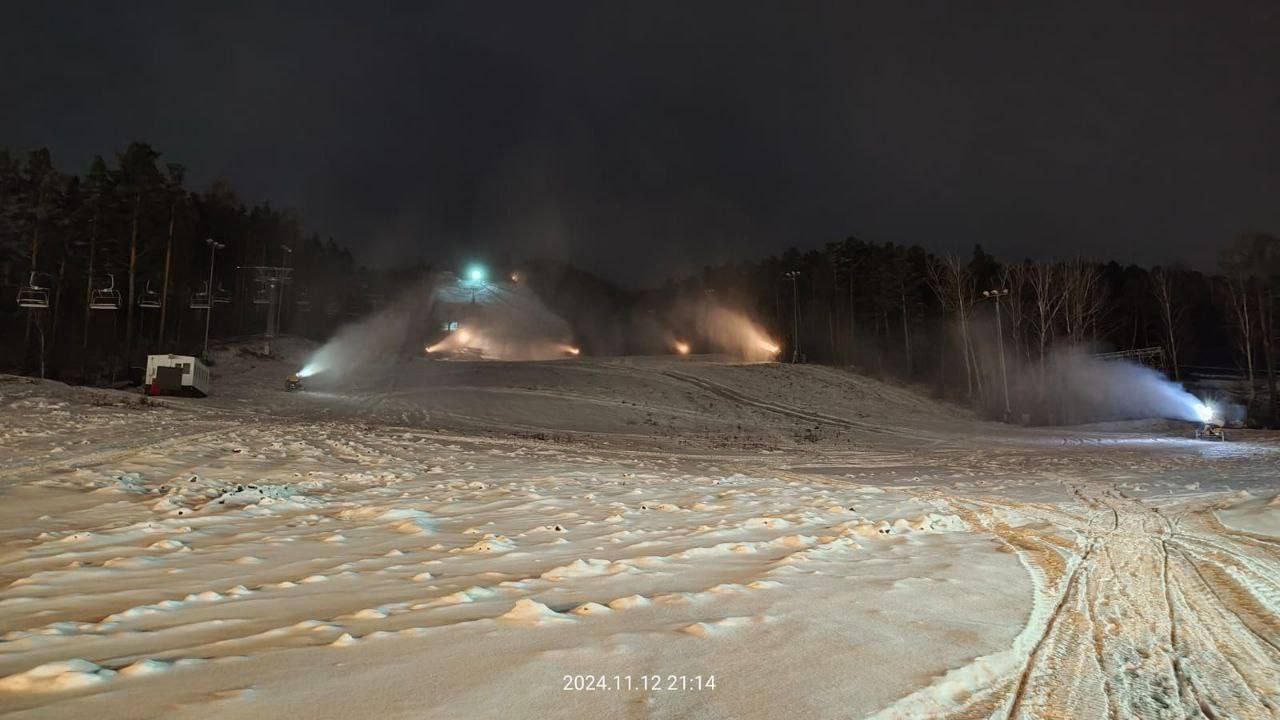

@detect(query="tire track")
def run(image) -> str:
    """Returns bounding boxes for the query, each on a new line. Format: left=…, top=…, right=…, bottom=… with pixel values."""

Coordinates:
left=0, top=423, right=243, bottom=485
left=875, top=486, right=1280, bottom=719
left=662, top=369, right=942, bottom=443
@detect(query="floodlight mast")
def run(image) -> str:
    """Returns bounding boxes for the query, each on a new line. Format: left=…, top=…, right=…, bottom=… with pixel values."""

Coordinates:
left=277, top=245, right=293, bottom=341
left=983, top=288, right=1012, bottom=419
left=203, top=239, right=226, bottom=361
left=466, top=264, right=487, bottom=303
left=240, top=265, right=293, bottom=356
left=784, top=271, right=801, bottom=363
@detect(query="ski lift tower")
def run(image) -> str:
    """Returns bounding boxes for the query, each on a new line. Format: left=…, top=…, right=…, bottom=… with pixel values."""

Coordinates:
left=240, top=265, right=293, bottom=356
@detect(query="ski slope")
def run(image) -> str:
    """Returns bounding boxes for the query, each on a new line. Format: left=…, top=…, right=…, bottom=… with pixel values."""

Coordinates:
left=0, top=351, right=1277, bottom=719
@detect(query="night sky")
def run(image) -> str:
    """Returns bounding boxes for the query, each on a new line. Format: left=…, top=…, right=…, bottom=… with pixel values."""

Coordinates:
left=3, top=3, right=1277, bottom=284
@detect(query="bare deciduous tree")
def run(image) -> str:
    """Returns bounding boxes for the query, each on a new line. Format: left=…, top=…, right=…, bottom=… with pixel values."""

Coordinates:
left=1061, top=259, right=1104, bottom=345
left=1001, top=262, right=1030, bottom=363
left=1149, top=267, right=1183, bottom=380
left=1027, top=261, right=1064, bottom=398
left=927, top=254, right=982, bottom=399
left=1235, top=233, right=1280, bottom=420
left=1220, top=244, right=1256, bottom=402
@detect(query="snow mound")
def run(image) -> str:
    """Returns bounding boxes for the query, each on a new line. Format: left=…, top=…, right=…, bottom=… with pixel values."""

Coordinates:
left=118, top=659, right=172, bottom=678
left=330, top=633, right=359, bottom=647
left=837, top=513, right=968, bottom=538
left=540, top=558, right=633, bottom=581
left=498, top=599, right=571, bottom=625
left=0, top=659, right=116, bottom=693
left=428, top=586, right=499, bottom=606
left=452, top=534, right=516, bottom=553
left=681, top=615, right=772, bottom=637
left=570, top=602, right=612, bottom=616
left=744, top=517, right=791, bottom=529
left=608, top=595, right=652, bottom=610
left=1217, top=493, right=1280, bottom=537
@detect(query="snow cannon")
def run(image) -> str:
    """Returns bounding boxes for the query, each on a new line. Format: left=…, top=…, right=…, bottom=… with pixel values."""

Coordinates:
left=285, top=373, right=303, bottom=392
left=1195, top=423, right=1226, bottom=441
left=1193, top=401, right=1226, bottom=441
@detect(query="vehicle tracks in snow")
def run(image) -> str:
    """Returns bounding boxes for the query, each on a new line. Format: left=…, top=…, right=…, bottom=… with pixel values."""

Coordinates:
left=0, top=422, right=243, bottom=485
left=876, top=484, right=1280, bottom=720
left=661, top=370, right=945, bottom=445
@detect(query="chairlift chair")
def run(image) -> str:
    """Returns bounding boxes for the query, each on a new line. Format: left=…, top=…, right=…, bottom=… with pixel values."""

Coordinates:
left=214, top=285, right=232, bottom=305
left=190, top=283, right=212, bottom=309
left=252, top=285, right=271, bottom=305
left=17, top=273, right=50, bottom=309
left=90, top=274, right=122, bottom=310
left=138, top=281, right=161, bottom=309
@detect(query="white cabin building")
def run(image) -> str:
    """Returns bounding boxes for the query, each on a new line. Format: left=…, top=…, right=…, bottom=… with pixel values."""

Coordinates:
left=144, top=355, right=211, bottom=396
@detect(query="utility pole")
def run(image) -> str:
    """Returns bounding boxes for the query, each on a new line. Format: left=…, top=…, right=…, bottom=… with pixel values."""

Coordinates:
left=785, top=270, right=801, bottom=363
left=240, top=265, right=292, bottom=357
left=203, top=238, right=225, bottom=361
left=158, top=199, right=177, bottom=348
left=276, top=245, right=292, bottom=339
left=82, top=214, right=97, bottom=350
left=983, top=288, right=1011, bottom=420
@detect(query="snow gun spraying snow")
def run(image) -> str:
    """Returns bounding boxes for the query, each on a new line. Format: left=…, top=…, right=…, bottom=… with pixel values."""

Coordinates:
left=1066, top=352, right=1235, bottom=439
left=286, top=360, right=325, bottom=391
left=287, top=363, right=319, bottom=392
left=1193, top=400, right=1226, bottom=441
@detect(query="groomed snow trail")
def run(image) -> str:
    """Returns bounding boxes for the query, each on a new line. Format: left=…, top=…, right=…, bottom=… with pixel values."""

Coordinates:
left=873, top=485, right=1280, bottom=719
left=1, top=360, right=1278, bottom=719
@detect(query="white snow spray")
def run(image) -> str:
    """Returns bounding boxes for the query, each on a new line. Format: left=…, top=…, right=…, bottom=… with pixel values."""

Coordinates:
left=421, top=276, right=575, bottom=360
left=297, top=281, right=434, bottom=379
left=297, top=273, right=578, bottom=379
left=691, top=305, right=781, bottom=362
left=1025, top=349, right=1211, bottom=423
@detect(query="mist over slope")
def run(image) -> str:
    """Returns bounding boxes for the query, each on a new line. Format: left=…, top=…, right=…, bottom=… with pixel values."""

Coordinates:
left=205, top=341, right=972, bottom=449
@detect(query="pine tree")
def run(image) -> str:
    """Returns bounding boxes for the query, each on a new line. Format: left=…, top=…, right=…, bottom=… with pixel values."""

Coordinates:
left=113, top=143, right=163, bottom=361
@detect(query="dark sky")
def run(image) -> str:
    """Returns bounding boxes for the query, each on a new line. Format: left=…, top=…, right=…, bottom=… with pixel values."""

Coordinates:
left=3, top=2, right=1278, bottom=285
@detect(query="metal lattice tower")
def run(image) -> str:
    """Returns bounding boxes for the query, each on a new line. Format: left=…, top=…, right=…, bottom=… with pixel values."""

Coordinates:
left=240, top=266, right=293, bottom=355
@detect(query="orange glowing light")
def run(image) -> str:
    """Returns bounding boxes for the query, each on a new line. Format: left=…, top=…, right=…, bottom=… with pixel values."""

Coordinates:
left=674, top=340, right=691, bottom=355
left=751, top=335, right=781, bottom=355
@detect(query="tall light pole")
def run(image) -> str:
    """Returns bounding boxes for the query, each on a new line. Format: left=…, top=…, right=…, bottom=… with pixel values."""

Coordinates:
left=203, top=238, right=225, bottom=361
left=465, top=264, right=487, bottom=304
left=785, top=270, right=801, bottom=363
left=983, top=288, right=1011, bottom=419
left=276, top=245, right=292, bottom=339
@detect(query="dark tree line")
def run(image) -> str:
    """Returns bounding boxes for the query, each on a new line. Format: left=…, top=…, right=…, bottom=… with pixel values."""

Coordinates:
left=5, top=142, right=1278, bottom=425
left=657, top=236, right=1279, bottom=425
left=1, top=143, right=404, bottom=384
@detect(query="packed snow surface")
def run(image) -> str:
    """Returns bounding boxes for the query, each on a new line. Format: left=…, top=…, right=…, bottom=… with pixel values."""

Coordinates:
left=0, top=350, right=1278, bottom=719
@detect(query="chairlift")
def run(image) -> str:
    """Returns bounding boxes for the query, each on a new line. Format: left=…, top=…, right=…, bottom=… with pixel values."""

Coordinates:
left=190, top=282, right=211, bottom=309
left=214, top=285, right=232, bottom=305
left=17, top=272, right=50, bottom=309
left=138, top=281, right=161, bottom=309
left=90, top=274, right=122, bottom=310
left=252, top=284, right=272, bottom=305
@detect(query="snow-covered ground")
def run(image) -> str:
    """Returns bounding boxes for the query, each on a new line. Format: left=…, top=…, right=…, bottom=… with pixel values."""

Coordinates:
left=1, top=350, right=1277, bottom=719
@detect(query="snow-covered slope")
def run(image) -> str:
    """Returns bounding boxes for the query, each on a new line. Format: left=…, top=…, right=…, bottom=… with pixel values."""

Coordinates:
left=194, top=344, right=975, bottom=449
left=1, top=358, right=1277, bottom=719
